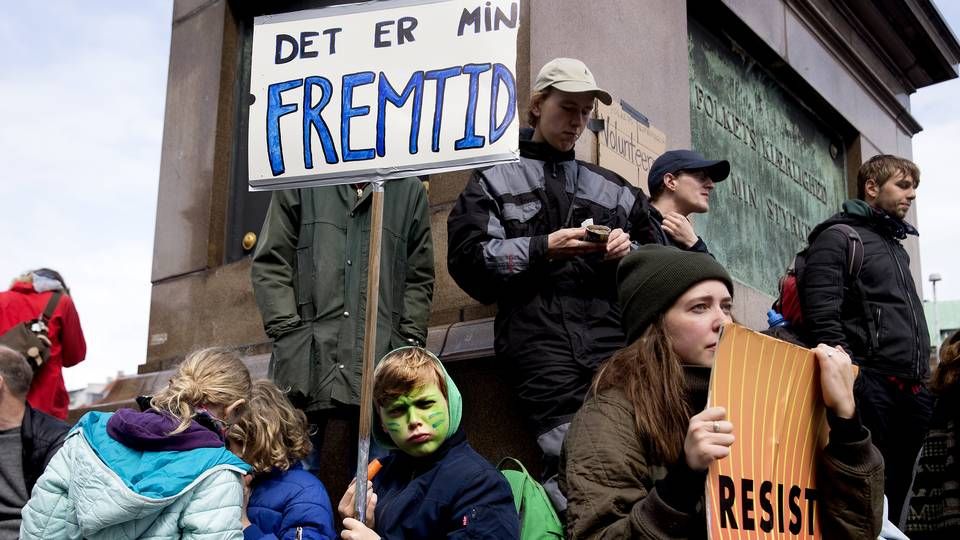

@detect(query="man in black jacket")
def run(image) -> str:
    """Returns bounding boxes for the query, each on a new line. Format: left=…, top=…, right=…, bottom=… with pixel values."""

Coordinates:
left=646, top=149, right=729, bottom=253
left=447, top=58, right=653, bottom=512
left=0, top=345, right=68, bottom=537
left=800, top=154, right=930, bottom=525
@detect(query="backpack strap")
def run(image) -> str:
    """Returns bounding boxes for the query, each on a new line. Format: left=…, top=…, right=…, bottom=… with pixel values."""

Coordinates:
left=40, top=291, right=62, bottom=325
left=826, top=224, right=877, bottom=356
left=828, top=224, right=864, bottom=282
left=497, top=456, right=529, bottom=474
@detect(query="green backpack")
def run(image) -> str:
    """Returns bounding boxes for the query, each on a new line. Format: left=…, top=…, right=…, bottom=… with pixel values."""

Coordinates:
left=498, top=457, right=564, bottom=540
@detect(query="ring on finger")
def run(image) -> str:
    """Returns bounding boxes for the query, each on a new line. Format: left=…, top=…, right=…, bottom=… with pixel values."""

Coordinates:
left=713, top=421, right=720, bottom=433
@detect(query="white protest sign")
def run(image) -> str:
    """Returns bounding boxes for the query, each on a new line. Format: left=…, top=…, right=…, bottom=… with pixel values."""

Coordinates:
left=248, top=0, right=521, bottom=190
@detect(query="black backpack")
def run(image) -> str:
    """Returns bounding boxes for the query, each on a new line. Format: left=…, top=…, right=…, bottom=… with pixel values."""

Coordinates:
left=768, top=224, right=864, bottom=346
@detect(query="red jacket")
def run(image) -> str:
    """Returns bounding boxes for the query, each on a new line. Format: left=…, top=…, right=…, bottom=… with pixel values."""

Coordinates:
left=0, top=281, right=86, bottom=419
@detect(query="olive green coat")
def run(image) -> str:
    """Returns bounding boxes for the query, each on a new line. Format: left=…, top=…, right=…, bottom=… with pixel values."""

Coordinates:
left=251, top=179, right=434, bottom=412
left=561, top=386, right=884, bottom=539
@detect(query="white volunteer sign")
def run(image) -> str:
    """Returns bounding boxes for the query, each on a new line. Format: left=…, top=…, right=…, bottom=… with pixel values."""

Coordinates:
left=248, top=0, right=521, bottom=190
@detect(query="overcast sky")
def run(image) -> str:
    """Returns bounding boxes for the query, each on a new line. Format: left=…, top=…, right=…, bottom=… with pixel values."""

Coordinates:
left=0, top=1, right=172, bottom=390
left=1, top=1, right=959, bottom=391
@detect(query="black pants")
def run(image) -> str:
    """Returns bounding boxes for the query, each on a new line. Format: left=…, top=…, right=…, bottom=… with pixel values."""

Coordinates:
left=305, top=407, right=361, bottom=472
left=854, top=369, right=934, bottom=527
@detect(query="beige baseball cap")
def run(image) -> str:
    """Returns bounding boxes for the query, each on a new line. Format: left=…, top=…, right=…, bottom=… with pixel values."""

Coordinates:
left=533, top=58, right=612, bottom=105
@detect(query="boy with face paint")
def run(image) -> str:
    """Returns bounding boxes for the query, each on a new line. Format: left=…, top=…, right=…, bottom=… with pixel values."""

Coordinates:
left=338, top=347, right=519, bottom=540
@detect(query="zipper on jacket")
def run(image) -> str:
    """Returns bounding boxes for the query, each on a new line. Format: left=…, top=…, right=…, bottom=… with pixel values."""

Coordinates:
left=874, top=306, right=882, bottom=345
left=296, top=527, right=303, bottom=540
left=884, top=238, right=922, bottom=379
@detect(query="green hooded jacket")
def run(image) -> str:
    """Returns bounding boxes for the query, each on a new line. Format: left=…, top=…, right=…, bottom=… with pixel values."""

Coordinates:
left=251, top=180, right=434, bottom=412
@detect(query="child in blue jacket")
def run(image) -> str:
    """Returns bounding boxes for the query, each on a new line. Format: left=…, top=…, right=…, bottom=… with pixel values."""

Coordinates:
left=229, top=380, right=336, bottom=540
left=338, top=346, right=520, bottom=540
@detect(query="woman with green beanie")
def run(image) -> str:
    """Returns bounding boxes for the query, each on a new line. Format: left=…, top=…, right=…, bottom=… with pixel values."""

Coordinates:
left=560, top=244, right=884, bottom=539
left=337, top=346, right=519, bottom=540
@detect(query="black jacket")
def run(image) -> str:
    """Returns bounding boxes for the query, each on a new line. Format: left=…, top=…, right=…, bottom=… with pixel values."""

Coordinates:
left=21, top=404, right=69, bottom=493
left=447, top=139, right=653, bottom=433
left=800, top=199, right=930, bottom=381
left=647, top=206, right=710, bottom=254
left=373, top=428, right=520, bottom=539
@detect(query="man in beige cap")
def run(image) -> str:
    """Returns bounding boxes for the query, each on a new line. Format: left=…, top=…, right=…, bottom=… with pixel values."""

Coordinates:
left=447, top=58, right=654, bottom=514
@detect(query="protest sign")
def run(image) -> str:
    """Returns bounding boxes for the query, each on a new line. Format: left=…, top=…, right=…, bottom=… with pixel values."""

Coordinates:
left=248, top=0, right=521, bottom=190
left=594, top=98, right=666, bottom=191
left=706, top=323, right=828, bottom=539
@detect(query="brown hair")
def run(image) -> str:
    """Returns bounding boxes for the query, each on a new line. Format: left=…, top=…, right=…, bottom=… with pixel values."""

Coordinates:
left=150, top=347, right=251, bottom=435
left=592, top=317, right=691, bottom=464
left=0, top=346, right=32, bottom=397
left=373, top=347, right=447, bottom=409
left=228, top=380, right=312, bottom=473
left=857, top=154, right=920, bottom=199
left=932, top=330, right=960, bottom=395
left=527, top=87, right=553, bottom=128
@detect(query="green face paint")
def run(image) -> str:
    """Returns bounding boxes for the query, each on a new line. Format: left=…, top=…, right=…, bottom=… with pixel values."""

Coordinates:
left=378, top=383, right=449, bottom=457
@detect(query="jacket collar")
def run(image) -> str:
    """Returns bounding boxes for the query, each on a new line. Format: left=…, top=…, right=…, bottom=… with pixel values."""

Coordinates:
left=684, top=365, right=712, bottom=413
left=387, top=426, right=467, bottom=475
left=519, top=138, right=576, bottom=163
left=106, top=408, right=226, bottom=451
left=10, top=281, right=37, bottom=294
left=351, top=183, right=372, bottom=212
left=20, top=404, right=35, bottom=458
left=841, top=199, right=918, bottom=239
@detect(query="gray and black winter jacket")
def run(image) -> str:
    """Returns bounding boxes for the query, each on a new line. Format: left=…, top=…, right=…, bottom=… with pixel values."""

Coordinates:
left=447, top=138, right=653, bottom=434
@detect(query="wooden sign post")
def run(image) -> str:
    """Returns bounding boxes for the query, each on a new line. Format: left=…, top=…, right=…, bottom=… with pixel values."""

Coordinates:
left=355, top=181, right=385, bottom=523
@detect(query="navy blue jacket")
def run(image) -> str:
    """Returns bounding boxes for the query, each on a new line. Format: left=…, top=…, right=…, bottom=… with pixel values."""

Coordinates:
left=373, top=429, right=520, bottom=539
left=244, top=463, right=336, bottom=540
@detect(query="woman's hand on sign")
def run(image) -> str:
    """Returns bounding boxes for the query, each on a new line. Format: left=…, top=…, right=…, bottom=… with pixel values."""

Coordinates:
left=547, top=228, right=605, bottom=259
left=337, top=479, right=377, bottom=529
left=341, top=518, right=381, bottom=540
left=661, top=212, right=699, bottom=249
left=684, top=406, right=735, bottom=471
left=604, top=228, right=631, bottom=261
left=814, top=344, right=856, bottom=419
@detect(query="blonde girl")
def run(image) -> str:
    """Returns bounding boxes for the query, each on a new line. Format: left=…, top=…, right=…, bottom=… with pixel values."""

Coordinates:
left=229, top=380, right=336, bottom=540
left=21, top=347, right=252, bottom=539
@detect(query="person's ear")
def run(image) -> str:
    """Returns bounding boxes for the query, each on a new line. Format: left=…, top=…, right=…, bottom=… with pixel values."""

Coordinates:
left=531, top=95, right=544, bottom=120
left=224, top=399, right=245, bottom=420
left=864, top=177, right=880, bottom=201
left=663, top=173, right=679, bottom=192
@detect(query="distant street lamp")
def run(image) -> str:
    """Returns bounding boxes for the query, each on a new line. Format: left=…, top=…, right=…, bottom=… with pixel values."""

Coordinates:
left=930, top=273, right=942, bottom=358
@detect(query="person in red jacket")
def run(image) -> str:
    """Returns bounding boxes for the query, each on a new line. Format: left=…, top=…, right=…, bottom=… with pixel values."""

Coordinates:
left=0, top=269, right=86, bottom=419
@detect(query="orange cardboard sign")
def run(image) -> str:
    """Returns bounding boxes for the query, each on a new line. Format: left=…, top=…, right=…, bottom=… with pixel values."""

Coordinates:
left=706, top=323, right=828, bottom=539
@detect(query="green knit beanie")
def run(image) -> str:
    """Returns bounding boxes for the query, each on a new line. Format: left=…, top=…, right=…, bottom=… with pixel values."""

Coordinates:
left=617, top=244, right=734, bottom=342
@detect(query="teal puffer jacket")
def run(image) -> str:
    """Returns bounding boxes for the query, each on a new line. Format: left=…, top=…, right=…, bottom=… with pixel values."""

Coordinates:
left=20, top=412, right=250, bottom=539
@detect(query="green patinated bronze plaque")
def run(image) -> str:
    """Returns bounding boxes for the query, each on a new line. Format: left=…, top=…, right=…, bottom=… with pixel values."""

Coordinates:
left=688, top=20, right=847, bottom=296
